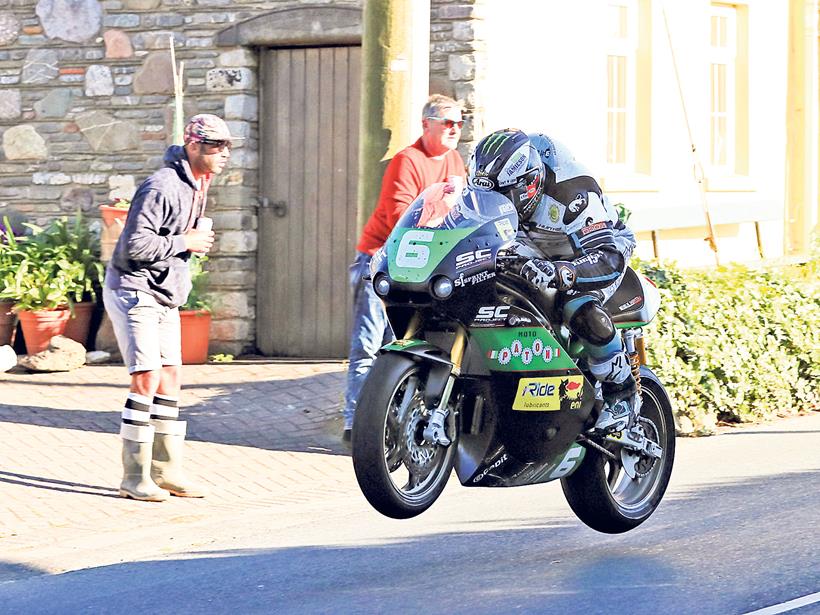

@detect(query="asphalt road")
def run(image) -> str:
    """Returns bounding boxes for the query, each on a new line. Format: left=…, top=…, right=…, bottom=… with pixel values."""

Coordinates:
left=1, top=413, right=819, bottom=615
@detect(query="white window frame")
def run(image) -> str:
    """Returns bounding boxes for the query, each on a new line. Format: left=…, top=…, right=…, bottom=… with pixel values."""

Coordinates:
left=606, top=0, right=639, bottom=169
left=708, top=4, right=738, bottom=173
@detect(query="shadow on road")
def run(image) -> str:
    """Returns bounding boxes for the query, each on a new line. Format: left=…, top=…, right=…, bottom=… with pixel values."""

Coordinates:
left=0, top=470, right=817, bottom=614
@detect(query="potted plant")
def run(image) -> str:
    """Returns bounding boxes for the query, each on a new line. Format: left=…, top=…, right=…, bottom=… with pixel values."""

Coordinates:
left=179, top=254, right=212, bottom=364
left=0, top=214, right=104, bottom=354
left=99, top=197, right=130, bottom=262
left=0, top=217, right=24, bottom=346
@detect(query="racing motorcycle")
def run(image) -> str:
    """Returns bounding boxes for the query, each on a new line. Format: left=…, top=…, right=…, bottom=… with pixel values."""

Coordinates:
left=351, top=183, right=675, bottom=534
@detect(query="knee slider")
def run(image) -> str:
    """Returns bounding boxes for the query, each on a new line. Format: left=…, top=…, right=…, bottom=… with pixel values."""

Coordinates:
left=569, top=301, right=616, bottom=346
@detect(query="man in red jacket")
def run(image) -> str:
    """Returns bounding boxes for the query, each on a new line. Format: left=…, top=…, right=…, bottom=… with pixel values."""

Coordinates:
left=343, top=94, right=466, bottom=442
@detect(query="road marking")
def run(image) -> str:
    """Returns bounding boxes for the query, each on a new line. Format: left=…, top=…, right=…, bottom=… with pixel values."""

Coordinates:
left=742, top=591, right=820, bottom=615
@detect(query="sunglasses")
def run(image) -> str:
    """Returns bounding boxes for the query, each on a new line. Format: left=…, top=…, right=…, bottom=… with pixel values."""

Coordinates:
left=200, top=139, right=232, bottom=152
left=426, top=117, right=465, bottom=130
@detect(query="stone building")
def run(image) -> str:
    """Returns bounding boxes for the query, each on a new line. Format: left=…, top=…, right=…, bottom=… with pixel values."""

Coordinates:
left=0, top=0, right=816, bottom=358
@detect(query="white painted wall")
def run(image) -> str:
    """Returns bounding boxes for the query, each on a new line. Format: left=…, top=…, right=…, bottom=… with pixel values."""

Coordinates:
left=480, top=0, right=790, bottom=265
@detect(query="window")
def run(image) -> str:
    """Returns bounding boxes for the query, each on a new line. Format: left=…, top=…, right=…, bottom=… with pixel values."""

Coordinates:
left=606, top=1, right=636, bottom=166
left=707, top=3, right=749, bottom=180
left=605, top=0, right=651, bottom=179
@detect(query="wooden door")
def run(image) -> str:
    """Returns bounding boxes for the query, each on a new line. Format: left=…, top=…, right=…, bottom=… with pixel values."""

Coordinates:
left=258, top=46, right=361, bottom=357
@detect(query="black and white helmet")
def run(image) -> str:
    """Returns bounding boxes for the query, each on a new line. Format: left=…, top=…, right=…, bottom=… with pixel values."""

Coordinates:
left=467, top=129, right=545, bottom=221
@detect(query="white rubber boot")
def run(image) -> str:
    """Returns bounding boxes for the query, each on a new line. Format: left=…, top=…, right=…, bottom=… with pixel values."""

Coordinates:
left=150, top=419, right=207, bottom=498
left=119, top=423, right=168, bottom=502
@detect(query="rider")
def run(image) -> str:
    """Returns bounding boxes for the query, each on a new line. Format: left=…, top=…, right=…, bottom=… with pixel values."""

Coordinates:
left=467, top=128, right=638, bottom=433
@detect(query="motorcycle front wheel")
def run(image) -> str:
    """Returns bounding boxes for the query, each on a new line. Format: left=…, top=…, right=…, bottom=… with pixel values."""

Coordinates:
left=561, top=366, right=676, bottom=534
left=351, top=353, right=457, bottom=519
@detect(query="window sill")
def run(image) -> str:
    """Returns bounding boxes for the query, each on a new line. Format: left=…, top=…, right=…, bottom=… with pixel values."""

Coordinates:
left=704, top=175, right=756, bottom=192
left=599, top=173, right=660, bottom=193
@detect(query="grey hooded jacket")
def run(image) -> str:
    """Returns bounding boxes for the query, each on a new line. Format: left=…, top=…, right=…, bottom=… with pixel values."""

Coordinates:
left=106, top=145, right=203, bottom=308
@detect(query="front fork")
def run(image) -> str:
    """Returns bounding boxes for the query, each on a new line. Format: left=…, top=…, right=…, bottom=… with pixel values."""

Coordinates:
left=421, top=324, right=466, bottom=446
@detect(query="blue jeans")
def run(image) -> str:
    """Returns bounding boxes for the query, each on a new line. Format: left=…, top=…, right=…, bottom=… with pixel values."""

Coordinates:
left=343, top=252, right=393, bottom=429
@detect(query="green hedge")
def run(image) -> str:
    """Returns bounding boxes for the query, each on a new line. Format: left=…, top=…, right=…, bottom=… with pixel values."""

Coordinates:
left=633, top=256, right=819, bottom=435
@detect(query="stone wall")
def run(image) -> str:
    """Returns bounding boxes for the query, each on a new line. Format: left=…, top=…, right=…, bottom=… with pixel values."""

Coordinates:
left=0, top=0, right=358, bottom=356
left=429, top=0, right=486, bottom=161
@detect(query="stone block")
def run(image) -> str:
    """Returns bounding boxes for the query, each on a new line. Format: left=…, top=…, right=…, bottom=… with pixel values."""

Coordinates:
left=210, top=318, right=251, bottom=346
left=133, top=51, right=174, bottom=94
left=212, top=291, right=251, bottom=319
left=33, top=88, right=72, bottom=118
left=219, top=48, right=256, bottom=68
left=206, top=67, right=254, bottom=92
left=22, top=48, right=58, bottom=84
left=85, top=64, right=114, bottom=97
left=224, top=94, right=257, bottom=121
left=103, top=29, right=133, bottom=59
left=0, top=12, right=21, bottom=46
left=2, top=125, right=47, bottom=160
left=449, top=53, right=476, bottom=81
left=102, top=14, right=140, bottom=29
left=0, top=88, right=20, bottom=119
left=32, top=172, right=71, bottom=185
left=36, top=0, right=102, bottom=43
left=75, top=110, right=141, bottom=152
left=217, top=230, right=257, bottom=255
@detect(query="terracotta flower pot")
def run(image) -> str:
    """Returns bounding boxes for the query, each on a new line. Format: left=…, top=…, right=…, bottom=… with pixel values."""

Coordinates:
left=63, top=301, right=95, bottom=348
left=17, top=308, right=71, bottom=355
left=180, top=309, right=211, bottom=364
left=99, top=205, right=129, bottom=263
left=0, top=300, right=16, bottom=346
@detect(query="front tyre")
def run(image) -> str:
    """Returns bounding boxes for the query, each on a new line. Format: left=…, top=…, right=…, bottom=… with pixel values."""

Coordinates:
left=351, top=353, right=457, bottom=519
left=561, top=367, right=676, bottom=533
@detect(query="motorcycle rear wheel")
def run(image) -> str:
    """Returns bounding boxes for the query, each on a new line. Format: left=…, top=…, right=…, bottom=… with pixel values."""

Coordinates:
left=352, top=353, right=457, bottom=519
left=560, top=366, right=676, bottom=534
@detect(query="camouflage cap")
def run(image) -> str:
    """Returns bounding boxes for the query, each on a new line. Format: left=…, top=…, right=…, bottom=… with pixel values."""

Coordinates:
left=183, top=114, right=243, bottom=144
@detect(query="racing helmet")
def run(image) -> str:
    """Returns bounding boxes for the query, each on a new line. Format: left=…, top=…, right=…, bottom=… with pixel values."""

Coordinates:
left=467, top=129, right=545, bottom=221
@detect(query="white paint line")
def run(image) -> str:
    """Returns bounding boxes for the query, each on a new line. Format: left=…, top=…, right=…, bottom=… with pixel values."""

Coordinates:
left=742, top=591, right=820, bottom=615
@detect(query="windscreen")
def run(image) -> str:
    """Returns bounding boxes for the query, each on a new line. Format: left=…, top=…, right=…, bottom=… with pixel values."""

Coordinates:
left=394, top=183, right=519, bottom=231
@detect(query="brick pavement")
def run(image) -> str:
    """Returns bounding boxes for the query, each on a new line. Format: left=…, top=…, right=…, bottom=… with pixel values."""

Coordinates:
left=0, top=360, right=358, bottom=581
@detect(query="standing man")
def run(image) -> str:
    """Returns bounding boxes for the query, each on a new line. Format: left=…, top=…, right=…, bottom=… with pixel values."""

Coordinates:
left=343, top=94, right=466, bottom=442
left=104, top=114, right=238, bottom=501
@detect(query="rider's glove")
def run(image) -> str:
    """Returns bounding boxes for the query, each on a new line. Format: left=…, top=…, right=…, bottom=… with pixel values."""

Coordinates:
left=520, top=258, right=577, bottom=292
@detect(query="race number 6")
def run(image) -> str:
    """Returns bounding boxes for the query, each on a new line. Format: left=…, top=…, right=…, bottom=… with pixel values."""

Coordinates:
left=396, top=230, right=434, bottom=268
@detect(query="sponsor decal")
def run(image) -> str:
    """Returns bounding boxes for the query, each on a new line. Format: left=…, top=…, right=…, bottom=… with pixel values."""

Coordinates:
left=618, top=296, right=643, bottom=311
left=549, top=204, right=560, bottom=223
left=581, top=221, right=607, bottom=235
left=369, top=247, right=386, bottom=275
left=556, top=263, right=576, bottom=288
left=505, top=152, right=527, bottom=177
left=494, top=218, right=516, bottom=241
left=476, top=305, right=509, bottom=321
left=455, top=248, right=492, bottom=270
left=471, top=176, right=495, bottom=190
left=486, top=339, right=562, bottom=368
left=454, top=270, right=495, bottom=287
left=499, top=202, right=516, bottom=214
left=575, top=252, right=601, bottom=266
left=513, top=375, right=585, bottom=411
left=472, top=453, right=508, bottom=483
left=568, top=193, right=587, bottom=213
left=526, top=176, right=540, bottom=199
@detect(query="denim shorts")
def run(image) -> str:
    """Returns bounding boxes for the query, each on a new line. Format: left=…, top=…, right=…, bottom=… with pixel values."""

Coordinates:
left=103, top=286, right=181, bottom=374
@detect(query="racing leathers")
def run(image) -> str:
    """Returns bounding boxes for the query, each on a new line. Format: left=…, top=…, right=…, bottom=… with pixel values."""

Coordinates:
left=504, top=133, right=638, bottom=430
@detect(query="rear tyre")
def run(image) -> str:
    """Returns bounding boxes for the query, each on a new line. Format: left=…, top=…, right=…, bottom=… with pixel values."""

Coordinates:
left=561, top=367, right=675, bottom=533
left=352, top=353, right=457, bottom=519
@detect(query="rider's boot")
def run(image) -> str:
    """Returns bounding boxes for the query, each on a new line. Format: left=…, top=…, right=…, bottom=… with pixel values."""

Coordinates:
left=593, top=375, right=640, bottom=434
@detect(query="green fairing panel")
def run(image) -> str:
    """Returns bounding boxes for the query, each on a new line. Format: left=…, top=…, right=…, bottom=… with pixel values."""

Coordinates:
left=470, top=327, right=576, bottom=371
left=381, top=339, right=430, bottom=352
left=386, top=227, right=475, bottom=283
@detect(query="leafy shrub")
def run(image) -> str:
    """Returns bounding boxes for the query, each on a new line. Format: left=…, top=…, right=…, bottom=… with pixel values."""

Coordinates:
left=182, top=254, right=212, bottom=312
left=634, top=256, right=819, bottom=435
